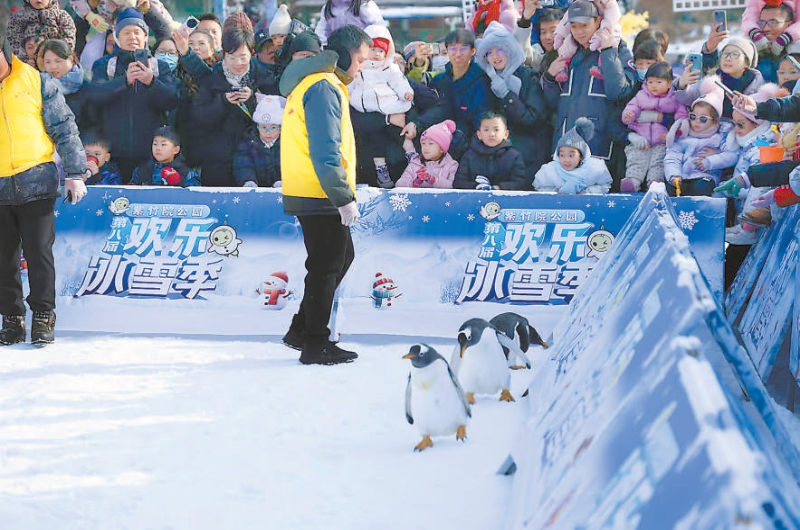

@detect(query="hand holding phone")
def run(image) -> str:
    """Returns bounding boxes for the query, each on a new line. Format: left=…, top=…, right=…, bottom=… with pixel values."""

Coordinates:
left=687, top=53, right=702, bottom=73
left=180, top=16, right=199, bottom=35
left=713, top=10, right=727, bottom=32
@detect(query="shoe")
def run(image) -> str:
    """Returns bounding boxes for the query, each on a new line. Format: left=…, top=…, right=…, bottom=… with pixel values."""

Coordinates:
left=737, top=208, right=772, bottom=228
left=589, top=65, right=603, bottom=79
left=620, top=177, right=641, bottom=193
left=376, top=164, right=394, bottom=189
left=725, top=224, right=759, bottom=245
left=31, top=310, right=55, bottom=345
left=554, top=70, right=569, bottom=83
left=299, top=341, right=358, bottom=366
left=0, top=315, right=25, bottom=345
left=281, top=327, right=303, bottom=350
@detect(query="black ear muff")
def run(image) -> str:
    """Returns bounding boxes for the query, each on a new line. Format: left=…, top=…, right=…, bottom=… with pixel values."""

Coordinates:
left=325, top=43, right=351, bottom=72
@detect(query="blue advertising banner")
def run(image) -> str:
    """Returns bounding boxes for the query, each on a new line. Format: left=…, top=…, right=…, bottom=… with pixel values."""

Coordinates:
left=52, top=187, right=725, bottom=336
left=505, top=186, right=800, bottom=530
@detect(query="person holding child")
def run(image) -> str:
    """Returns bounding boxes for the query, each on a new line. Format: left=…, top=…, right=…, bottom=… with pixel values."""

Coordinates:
left=396, top=120, right=459, bottom=188
left=7, top=0, right=76, bottom=68
left=130, top=126, right=200, bottom=187
left=234, top=95, right=285, bottom=188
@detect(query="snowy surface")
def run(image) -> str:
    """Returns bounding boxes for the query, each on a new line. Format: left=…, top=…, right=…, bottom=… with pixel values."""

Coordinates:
left=0, top=332, right=551, bottom=529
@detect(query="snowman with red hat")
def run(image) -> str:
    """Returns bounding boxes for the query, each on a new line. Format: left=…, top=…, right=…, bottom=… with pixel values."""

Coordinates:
left=371, top=272, right=401, bottom=309
left=258, top=271, right=292, bottom=309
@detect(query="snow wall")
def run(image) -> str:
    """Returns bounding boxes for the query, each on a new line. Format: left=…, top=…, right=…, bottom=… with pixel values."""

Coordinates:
left=51, top=186, right=725, bottom=337
left=505, top=185, right=800, bottom=530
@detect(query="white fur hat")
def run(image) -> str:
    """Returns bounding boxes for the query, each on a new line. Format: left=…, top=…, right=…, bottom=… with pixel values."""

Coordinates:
left=253, top=95, right=287, bottom=125
left=269, top=5, right=292, bottom=37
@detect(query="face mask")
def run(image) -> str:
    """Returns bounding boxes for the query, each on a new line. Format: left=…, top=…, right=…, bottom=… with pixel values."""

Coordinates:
left=636, top=68, right=647, bottom=81
left=156, top=53, right=178, bottom=72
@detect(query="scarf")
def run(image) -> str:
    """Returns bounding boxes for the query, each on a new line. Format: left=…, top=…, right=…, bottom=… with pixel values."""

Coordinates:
left=52, top=64, right=84, bottom=95
left=472, top=0, right=501, bottom=33
left=666, top=117, right=721, bottom=148
left=222, top=58, right=251, bottom=88
left=495, top=66, right=522, bottom=96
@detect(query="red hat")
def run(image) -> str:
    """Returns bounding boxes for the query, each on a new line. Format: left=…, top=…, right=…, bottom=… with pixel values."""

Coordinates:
left=765, top=0, right=783, bottom=6
left=373, top=272, right=392, bottom=288
left=371, top=37, right=390, bottom=54
left=270, top=271, right=289, bottom=283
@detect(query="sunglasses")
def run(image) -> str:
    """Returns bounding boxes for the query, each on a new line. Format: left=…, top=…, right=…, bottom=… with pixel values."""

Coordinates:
left=689, top=113, right=713, bottom=124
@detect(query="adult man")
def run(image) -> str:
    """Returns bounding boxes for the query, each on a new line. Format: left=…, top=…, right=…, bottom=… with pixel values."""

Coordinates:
left=514, top=0, right=565, bottom=72
left=746, top=1, right=797, bottom=83
left=0, top=25, right=88, bottom=346
left=278, top=25, right=370, bottom=365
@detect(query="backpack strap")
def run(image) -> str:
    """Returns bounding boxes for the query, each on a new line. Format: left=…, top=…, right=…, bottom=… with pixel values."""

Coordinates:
left=106, top=56, right=160, bottom=79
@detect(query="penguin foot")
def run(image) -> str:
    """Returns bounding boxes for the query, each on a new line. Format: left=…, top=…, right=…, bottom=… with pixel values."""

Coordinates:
left=456, top=425, right=467, bottom=442
left=509, top=365, right=527, bottom=370
left=466, top=392, right=476, bottom=405
left=499, top=389, right=515, bottom=402
left=414, top=435, right=434, bottom=452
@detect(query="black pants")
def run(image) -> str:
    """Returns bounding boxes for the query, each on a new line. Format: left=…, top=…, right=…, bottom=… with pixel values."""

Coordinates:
left=0, top=199, right=57, bottom=315
left=291, top=214, right=355, bottom=344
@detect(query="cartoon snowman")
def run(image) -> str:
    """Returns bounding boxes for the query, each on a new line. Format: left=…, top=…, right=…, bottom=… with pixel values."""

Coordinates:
left=371, top=272, right=401, bottom=308
left=586, top=228, right=614, bottom=259
left=108, top=196, right=130, bottom=215
left=257, top=271, right=292, bottom=309
left=207, top=224, right=243, bottom=257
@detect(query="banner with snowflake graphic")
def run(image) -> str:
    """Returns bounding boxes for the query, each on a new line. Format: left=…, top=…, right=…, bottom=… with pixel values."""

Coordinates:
left=51, top=186, right=725, bottom=336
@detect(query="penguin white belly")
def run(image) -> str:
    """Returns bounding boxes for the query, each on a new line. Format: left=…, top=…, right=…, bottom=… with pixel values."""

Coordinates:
left=410, top=366, right=469, bottom=438
left=458, top=340, right=510, bottom=396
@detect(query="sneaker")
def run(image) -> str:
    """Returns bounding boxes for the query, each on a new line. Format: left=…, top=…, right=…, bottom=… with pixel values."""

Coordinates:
left=31, top=310, right=56, bottom=345
left=620, top=177, right=642, bottom=193
left=281, top=327, right=303, bottom=350
left=725, top=225, right=759, bottom=245
left=0, top=315, right=25, bottom=345
left=376, top=164, right=394, bottom=189
left=299, top=341, right=358, bottom=366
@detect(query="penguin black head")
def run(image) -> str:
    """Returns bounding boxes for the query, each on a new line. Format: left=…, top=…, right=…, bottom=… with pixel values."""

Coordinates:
left=529, top=326, right=549, bottom=349
left=403, top=343, right=444, bottom=368
left=457, top=318, right=491, bottom=356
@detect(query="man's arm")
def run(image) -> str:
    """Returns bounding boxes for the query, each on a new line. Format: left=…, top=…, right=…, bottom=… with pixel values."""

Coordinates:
left=40, top=73, right=87, bottom=178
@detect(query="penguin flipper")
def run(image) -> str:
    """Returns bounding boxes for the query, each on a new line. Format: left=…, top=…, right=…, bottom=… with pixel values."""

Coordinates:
left=497, top=332, right=531, bottom=369
left=405, top=373, right=414, bottom=425
left=448, top=364, right=472, bottom=418
left=517, top=322, right=530, bottom=352
left=449, top=342, right=462, bottom=375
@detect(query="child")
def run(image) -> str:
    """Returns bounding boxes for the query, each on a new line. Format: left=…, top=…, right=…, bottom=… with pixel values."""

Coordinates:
left=130, top=127, right=200, bottom=187
left=751, top=167, right=800, bottom=208
left=349, top=25, right=414, bottom=188
left=620, top=62, right=689, bottom=192
left=743, top=0, right=800, bottom=55
left=631, top=38, right=664, bottom=84
left=234, top=95, right=285, bottom=188
left=663, top=77, right=731, bottom=197
left=468, top=0, right=519, bottom=36
left=396, top=120, right=459, bottom=188
left=552, top=0, right=622, bottom=82
left=7, top=0, right=76, bottom=67
left=83, top=134, right=122, bottom=185
left=533, top=117, right=612, bottom=194
left=314, top=0, right=386, bottom=46
left=454, top=111, right=528, bottom=190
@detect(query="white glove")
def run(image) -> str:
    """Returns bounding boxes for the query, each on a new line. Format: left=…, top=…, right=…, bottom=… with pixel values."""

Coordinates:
left=272, top=180, right=282, bottom=188
left=637, top=110, right=660, bottom=123
left=475, top=175, right=492, bottom=190
left=64, top=178, right=87, bottom=204
left=627, top=132, right=649, bottom=149
left=243, top=181, right=257, bottom=188
left=338, top=201, right=360, bottom=226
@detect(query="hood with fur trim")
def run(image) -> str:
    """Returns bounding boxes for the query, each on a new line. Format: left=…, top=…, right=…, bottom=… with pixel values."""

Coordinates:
left=363, top=24, right=396, bottom=70
left=475, top=21, right=525, bottom=77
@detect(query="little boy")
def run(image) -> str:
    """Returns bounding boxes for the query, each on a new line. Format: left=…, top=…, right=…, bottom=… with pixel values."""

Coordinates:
left=454, top=110, right=528, bottom=190
left=83, top=133, right=122, bottom=185
left=130, top=126, right=200, bottom=187
left=234, top=95, right=285, bottom=188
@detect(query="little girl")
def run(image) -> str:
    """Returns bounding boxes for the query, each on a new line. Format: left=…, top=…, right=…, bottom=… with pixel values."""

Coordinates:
left=314, top=0, right=386, bottom=46
left=552, top=0, right=622, bottom=82
left=7, top=0, right=76, bottom=66
left=533, top=117, right=612, bottom=194
left=396, top=120, right=459, bottom=189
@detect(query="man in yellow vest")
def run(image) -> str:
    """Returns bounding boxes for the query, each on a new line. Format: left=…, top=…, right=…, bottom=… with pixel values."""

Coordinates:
left=279, top=25, right=371, bottom=365
left=0, top=26, right=88, bottom=346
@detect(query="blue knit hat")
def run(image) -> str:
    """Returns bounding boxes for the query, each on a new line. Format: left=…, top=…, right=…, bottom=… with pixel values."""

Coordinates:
left=115, top=8, right=149, bottom=38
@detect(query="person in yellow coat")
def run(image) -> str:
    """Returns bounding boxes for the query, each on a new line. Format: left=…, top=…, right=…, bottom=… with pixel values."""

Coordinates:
left=279, top=25, right=370, bottom=365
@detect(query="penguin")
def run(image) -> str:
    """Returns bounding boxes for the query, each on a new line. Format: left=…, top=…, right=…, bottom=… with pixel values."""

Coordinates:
left=489, top=312, right=548, bottom=370
left=404, top=343, right=472, bottom=452
left=449, top=318, right=517, bottom=404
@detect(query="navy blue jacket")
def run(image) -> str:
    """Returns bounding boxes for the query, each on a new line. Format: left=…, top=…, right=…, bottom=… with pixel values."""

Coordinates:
left=453, top=136, right=529, bottom=190
left=233, top=134, right=281, bottom=187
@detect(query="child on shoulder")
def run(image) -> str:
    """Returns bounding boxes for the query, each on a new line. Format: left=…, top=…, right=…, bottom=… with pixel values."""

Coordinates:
left=534, top=117, right=612, bottom=193
left=551, top=0, right=622, bottom=82
left=130, top=126, right=200, bottom=187
left=234, top=95, right=285, bottom=188
left=454, top=111, right=528, bottom=190
left=396, top=120, right=459, bottom=188
left=7, top=0, right=76, bottom=67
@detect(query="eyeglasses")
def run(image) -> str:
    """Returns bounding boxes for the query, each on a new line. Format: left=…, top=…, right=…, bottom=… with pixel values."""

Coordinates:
left=258, top=124, right=281, bottom=132
left=447, top=45, right=472, bottom=55
left=486, top=48, right=507, bottom=58
left=689, top=113, right=713, bottom=124
left=721, top=51, right=742, bottom=60
left=157, top=51, right=179, bottom=57
left=226, top=53, right=252, bottom=64
left=757, top=19, right=787, bottom=29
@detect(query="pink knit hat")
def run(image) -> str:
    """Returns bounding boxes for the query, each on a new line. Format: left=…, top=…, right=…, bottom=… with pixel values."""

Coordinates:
left=691, top=76, right=725, bottom=120
left=420, top=120, right=456, bottom=153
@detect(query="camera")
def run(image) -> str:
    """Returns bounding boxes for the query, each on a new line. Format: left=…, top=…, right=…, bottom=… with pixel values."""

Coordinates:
left=230, top=86, right=245, bottom=92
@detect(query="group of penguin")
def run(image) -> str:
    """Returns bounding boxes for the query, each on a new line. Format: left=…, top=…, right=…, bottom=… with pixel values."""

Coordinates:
left=403, top=312, right=549, bottom=452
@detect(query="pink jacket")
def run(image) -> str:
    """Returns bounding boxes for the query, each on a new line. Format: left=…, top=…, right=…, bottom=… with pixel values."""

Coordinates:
left=622, top=85, right=689, bottom=146
left=742, top=0, right=800, bottom=42
left=396, top=152, right=459, bottom=189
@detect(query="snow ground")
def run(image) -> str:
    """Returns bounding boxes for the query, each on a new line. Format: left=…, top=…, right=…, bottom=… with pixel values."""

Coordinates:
left=0, top=333, right=545, bottom=530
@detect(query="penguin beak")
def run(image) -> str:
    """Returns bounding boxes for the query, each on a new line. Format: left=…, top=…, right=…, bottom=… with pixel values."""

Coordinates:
left=540, top=340, right=549, bottom=349
left=402, top=353, right=416, bottom=359
left=460, top=344, right=466, bottom=358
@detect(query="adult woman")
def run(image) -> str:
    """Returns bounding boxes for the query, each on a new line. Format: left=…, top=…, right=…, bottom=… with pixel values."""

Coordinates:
left=40, top=38, right=89, bottom=130
left=189, top=28, right=278, bottom=186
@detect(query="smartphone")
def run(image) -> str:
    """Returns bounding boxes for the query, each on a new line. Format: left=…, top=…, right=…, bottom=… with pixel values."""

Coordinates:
left=713, top=10, right=727, bottom=32
left=433, top=42, right=448, bottom=55
left=230, top=86, right=244, bottom=92
left=538, top=0, right=556, bottom=6
left=786, top=54, right=800, bottom=73
left=133, top=48, right=149, bottom=65
left=714, top=79, right=735, bottom=98
left=687, top=53, right=702, bottom=74
left=180, top=15, right=199, bottom=34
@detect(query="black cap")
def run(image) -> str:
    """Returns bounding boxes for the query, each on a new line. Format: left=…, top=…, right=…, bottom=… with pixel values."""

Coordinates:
left=289, top=31, right=321, bottom=56
left=568, top=0, right=600, bottom=24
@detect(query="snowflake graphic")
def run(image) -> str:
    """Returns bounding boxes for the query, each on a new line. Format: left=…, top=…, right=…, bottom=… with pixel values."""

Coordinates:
left=607, top=200, right=616, bottom=208
left=277, top=196, right=283, bottom=203
left=54, top=210, right=60, bottom=217
left=677, top=211, right=699, bottom=230
left=95, top=209, right=104, bottom=216
left=467, top=214, right=475, bottom=221
left=422, top=215, right=430, bottom=222
left=390, top=193, right=411, bottom=211
left=445, top=201, right=451, bottom=207
left=233, top=196, right=241, bottom=204
left=408, top=215, right=413, bottom=220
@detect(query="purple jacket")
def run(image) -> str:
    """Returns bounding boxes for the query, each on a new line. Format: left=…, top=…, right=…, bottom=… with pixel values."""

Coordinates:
left=314, top=0, right=385, bottom=44
left=396, top=152, right=459, bottom=189
left=623, top=85, right=688, bottom=146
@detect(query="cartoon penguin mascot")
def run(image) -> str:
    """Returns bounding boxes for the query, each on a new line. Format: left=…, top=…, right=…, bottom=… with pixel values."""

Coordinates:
left=489, top=312, right=548, bottom=369
left=404, top=344, right=471, bottom=452
left=450, top=318, right=518, bottom=404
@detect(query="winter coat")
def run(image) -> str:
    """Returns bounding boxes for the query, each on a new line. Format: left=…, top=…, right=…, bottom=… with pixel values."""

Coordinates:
left=7, top=0, right=76, bottom=65
left=187, top=59, right=278, bottom=186
left=51, top=64, right=90, bottom=131
left=0, top=58, right=87, bottom=205
left=533, top=156, right=612, bottom=194
left=742, top=0, right=800, bottom=42
left=314, top=0, right=385, bottom=45
left=703, top=121, right=777, bottom=177
left=396, top=152, right=458, bottom=188
left=623, top=85, right=688, bottom=146
left=86, top=161, right=122, bottom=185
left=130, top=155, right=199, bottom=187
left=85, top=49, right=178, bottom=163
left=349, top=62, right=413, bottom=115
left=468, top=0, right=518, bottom=35
left=279, top=51, right=356, bottom=216
left=543, top=41, right=638, bottom=161
left=663, top=125, right=730, bottom=183
left=758, top=92, right=800, bottom=123
left=677, top=67, right=764, bottom=122
left=233, top=134, right=282, bottom=187
left=453, top=136, right=528, bottom=190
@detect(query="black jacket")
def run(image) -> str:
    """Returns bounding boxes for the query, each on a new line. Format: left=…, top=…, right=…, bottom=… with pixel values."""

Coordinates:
left=453, top=136, right=529, bottom=190
left=233, top=133, right=281, bottom=187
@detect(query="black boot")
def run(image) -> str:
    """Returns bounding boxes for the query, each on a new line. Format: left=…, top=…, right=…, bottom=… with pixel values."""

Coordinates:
left=299, top=340, right=358, bottom=366
left=31, top=310, right=56, bottom=345
left=0, top=315, right=25, bottom=345
left=281, top=327, right=303, bottom=350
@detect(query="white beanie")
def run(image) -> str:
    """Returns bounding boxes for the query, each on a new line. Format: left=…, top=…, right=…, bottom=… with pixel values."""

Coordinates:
left=269, top=5, right=292, bottom=37
left=253, top=95, right=287, bottom=125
